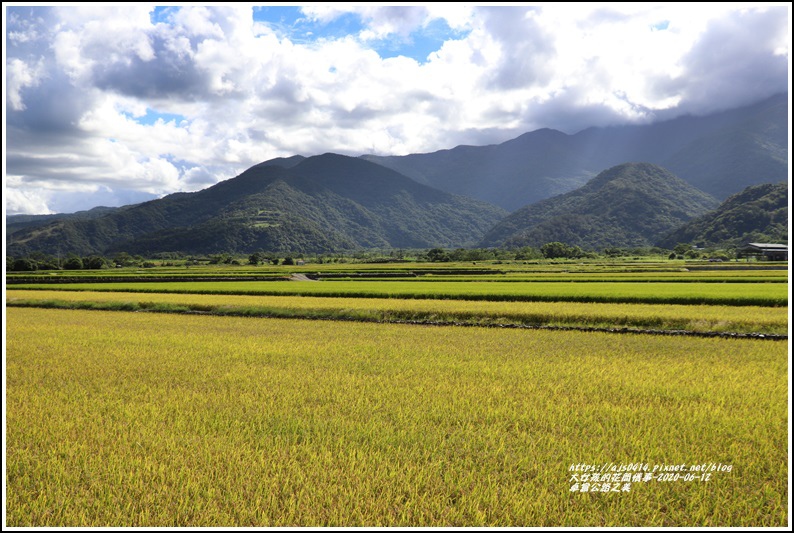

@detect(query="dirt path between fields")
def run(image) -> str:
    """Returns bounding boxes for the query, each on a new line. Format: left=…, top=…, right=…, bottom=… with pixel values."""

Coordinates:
left=289, top=273, right=318, bottom=281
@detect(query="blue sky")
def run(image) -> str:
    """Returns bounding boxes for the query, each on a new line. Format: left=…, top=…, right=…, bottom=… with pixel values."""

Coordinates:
left=254, top=6, right=363, bottom=44
left=4, top=4, right=791, bottom=215
left=125, top=109, right=187, bottom=126
left=251, top=6, right=469, bottom=62
left=253, top=6, right=468, bottom=63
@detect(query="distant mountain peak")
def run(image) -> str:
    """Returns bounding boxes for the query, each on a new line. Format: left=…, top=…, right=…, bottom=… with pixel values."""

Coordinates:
left=481, top=162, right=719, bottom=250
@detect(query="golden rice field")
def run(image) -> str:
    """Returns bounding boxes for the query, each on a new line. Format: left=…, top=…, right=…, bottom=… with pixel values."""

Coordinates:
left=6, top=289, right=789, bottom=335
left=6, top=307, right=788, bottom=527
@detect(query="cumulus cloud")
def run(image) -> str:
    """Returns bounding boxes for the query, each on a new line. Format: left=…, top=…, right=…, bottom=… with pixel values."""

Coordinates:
left=6, top=58, right=45, bottom=110
left=478, top=7, right=556, bottom=89
left=4, top=4, right=790, bottom=214
left=651, top=6, right=790, bottom=116
left=5, top=187, right=55, bottom=216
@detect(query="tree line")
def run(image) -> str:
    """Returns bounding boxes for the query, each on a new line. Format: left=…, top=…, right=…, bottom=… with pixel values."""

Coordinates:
left=6, top=243, right=735, bottom=272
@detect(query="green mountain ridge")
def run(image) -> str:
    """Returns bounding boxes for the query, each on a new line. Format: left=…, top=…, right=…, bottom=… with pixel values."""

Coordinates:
left=656, top=182, right=789, bottom=249
left=363, top=93, right=788, bottom=210
left=6, top=206, right=129, bottom=238
left=480, top=162, right=720, bottom=250
left=7, top=154, right=507, bottom=256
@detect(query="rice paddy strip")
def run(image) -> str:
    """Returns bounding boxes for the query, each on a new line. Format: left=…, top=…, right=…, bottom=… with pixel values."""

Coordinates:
left=9, top=280, right=788, bottom=306
left=6, top=290, right=789, bottom=335
left=8, top=270, right=786, bottom=284
left=450, top=270, right=787, bottom=281
left=6, top=308, right=787, bottom=526
left=325, top=274, right=788, bottom=283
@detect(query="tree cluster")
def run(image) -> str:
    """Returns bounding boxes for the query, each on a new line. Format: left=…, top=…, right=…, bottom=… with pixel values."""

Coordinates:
left=6, top=252, right=148, bottom=271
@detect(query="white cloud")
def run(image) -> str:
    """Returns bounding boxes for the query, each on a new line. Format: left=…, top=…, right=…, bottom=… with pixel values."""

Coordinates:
left=656, top=5, right=790, bottom=114
left=6, top=58, right=45, bottom=110
left=4, top=4, right=790, bottom=214
left=425, top=5, right=474, bottom=31
left=182, top=165, right=216, bottom=187
left=8, top=30, right=38, bottom=43
left=170, top=5, right=225, bottom=39
left=5, top=187, right=55, bottom=216
left=52, top=29, right=93, bottom=82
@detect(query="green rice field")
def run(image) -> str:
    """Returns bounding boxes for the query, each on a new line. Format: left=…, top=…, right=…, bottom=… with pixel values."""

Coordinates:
left=8, top=279, right=788, bottom=306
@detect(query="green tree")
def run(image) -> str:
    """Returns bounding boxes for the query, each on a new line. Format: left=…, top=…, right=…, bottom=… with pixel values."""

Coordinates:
left=63, top=255, right=84, bottom=270
left=448, top=248, right=468, bottom=262
left=514, top=247, right=542, bottom=260
left=83, top=255, right=108, bottom=269
left=603, top=247, right=629, bottom=257
left=113, top=252, right=135, bottom=267
left=541, top=242, right=582, bottom=259
left=12, top=258, right=38, bottom=271
left=208, top=253, right=237, bottom=265
left=28, top=251, right=59, bottom=270
left=426, top=248, right=450, bottom=262
left=465, top=248, right=494, bottom=261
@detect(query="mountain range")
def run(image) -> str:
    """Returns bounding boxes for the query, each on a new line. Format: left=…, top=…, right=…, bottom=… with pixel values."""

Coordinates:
left=6, top=93, right=788, bottom=257
left=363, top=93, right=788, bottom=211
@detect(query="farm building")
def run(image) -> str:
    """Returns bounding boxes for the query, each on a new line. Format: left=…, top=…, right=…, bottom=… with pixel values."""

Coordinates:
left=736, top=243, right=788, bottom=261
